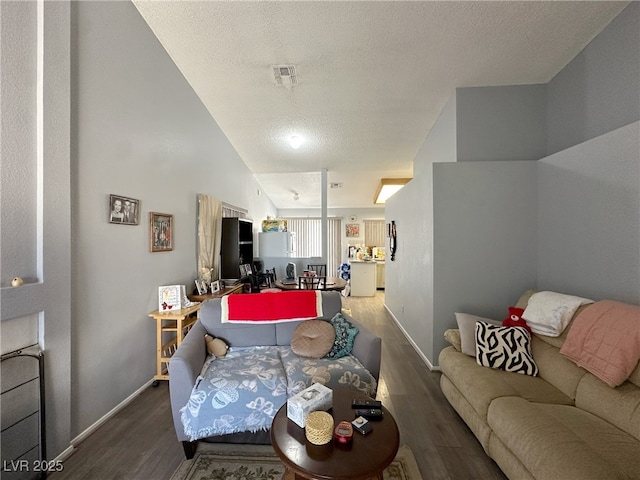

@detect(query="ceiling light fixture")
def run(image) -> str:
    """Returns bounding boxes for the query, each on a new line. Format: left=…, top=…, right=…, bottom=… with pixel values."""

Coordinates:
left=289, top=135, right=303, bottom=149
left=373, top=178, right=412, bottom=204
left=293, top=192, right=300, bottom=201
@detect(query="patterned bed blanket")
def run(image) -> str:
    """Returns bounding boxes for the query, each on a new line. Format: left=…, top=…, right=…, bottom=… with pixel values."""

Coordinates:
left=180, top=346, right=377, bottom=441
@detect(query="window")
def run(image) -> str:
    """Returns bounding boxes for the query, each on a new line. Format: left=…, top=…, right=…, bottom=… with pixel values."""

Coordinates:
left=364, top=219, right=385, bottom=247
left=222, top=203, right=247, bottom=218
left=284, top=217, right=342, bottom=276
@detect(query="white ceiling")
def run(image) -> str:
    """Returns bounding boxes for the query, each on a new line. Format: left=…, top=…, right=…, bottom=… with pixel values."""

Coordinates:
left=133, top=1, right=628, bottom=210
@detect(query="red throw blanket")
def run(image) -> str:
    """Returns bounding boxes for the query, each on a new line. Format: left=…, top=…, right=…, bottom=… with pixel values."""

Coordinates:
left=221, top=291, right=323, bottom=323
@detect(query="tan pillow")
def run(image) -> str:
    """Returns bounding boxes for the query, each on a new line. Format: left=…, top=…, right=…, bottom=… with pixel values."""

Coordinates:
left=291, top=320, right=336, bottom=358
left=444, top=329, right=462, bottom=352
left=455, top=312, right=502, bottom=356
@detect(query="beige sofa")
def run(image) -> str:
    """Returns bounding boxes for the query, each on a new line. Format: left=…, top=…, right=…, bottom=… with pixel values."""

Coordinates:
left=439, top=292, right=640, bottom=480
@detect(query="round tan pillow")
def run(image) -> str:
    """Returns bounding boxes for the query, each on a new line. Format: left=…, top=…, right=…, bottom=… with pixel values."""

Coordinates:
left=291, top=320, right=336, bottom=358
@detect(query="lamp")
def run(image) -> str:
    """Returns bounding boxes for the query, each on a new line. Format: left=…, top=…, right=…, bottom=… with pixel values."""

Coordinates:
left=289, top=135, right=303, bottom=149
left=373, top=178, right=411, bottom=204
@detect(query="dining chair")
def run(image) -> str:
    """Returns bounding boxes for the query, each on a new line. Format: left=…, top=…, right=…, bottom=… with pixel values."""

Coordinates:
left=298, top=275, right=327, bottom=290
left=306, top=264, right=327, bottom=276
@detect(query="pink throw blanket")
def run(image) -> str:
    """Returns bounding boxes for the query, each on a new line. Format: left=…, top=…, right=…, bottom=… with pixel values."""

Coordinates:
left=221, top=290, right=323, bottom=323
left=560, top=300, right=640, bottom=387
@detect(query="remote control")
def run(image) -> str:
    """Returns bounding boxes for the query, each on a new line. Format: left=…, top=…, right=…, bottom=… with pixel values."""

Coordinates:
left=355, top=408, right=383, bottom=419
left=352, top=399, right=382, bottom=409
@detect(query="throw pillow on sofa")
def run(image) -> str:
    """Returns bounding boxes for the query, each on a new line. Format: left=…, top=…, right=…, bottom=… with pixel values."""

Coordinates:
left=475, top=321, right=538, bottom=376
left=291, top=320, right=336, bottom=358
left=455, top=312, right=502, bottom=356
left=325, top=313, right=359, bottom=359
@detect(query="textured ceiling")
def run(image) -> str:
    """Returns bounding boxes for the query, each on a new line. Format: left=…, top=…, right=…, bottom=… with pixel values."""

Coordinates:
left=133, top=1, right=628, bottom=209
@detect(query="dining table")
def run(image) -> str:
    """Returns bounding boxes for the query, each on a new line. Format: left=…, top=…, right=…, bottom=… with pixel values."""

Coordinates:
left=274, top=276, right=348, bottom=292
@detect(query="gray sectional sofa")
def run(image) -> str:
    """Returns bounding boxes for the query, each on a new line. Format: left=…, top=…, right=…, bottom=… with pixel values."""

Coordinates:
left=439, top=291, right=640, bottom=480
left=169, top=291, right=381, bottom=458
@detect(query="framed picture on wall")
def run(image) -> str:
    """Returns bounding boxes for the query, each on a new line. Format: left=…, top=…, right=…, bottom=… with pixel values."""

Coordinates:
left=346, top=223, right=360, bottom=237
left=150, top=212, right=173, bottom=252
left=109, top=194, right=139, bottom=225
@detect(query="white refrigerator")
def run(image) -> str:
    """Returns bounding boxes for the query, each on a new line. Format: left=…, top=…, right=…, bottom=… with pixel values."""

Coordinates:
left=258, top=232, right=296, bottom=257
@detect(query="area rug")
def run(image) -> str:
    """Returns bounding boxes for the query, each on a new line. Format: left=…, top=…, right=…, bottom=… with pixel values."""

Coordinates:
left=170, top=444, right=422, bottom=480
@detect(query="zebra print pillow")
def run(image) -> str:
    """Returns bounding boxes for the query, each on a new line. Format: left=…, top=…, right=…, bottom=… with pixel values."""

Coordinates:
left=475, top=321, right=538, bottom=376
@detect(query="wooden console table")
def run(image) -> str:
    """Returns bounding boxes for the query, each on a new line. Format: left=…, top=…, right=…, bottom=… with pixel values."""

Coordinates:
left=148, top=303, right=201, bottom=384
left=187, top=283, right=244, bottom=302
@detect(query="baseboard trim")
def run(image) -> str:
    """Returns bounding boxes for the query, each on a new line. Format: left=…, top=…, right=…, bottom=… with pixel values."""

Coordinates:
left=66, top=379, right=155, bottom=450
left=384, top=303, right=441, bottom=372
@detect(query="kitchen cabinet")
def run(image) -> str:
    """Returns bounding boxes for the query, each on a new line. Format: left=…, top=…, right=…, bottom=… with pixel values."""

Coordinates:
left=350, top=261, right=376, bottom=297
left=376, top=262, right=385, bottom=289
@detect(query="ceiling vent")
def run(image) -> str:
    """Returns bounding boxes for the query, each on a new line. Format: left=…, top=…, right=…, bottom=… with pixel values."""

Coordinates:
left=271, top=65, right=298, bottom=87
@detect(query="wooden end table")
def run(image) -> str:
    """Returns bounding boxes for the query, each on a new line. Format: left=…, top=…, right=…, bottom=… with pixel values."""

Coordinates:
left=271, top=387, right=399, bottom=480
left=148, top=303, right=201, bottom=384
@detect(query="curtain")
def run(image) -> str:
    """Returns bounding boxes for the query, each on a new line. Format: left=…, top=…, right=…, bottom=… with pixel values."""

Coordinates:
left=197, top=194, right=223, bottom=281
left=364, top=219, right=385, bottom=247
left=284, top=217, right=342, bottom=276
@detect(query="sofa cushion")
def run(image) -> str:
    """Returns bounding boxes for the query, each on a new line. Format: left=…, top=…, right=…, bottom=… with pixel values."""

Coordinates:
left=530, top=336, right=586, bottom=400
left=475, top=322, right=538, bottom=376
left=291, top=320, right=335, bottom=358
left=280, top=347, right=377, bottom=397
left=200, top=299, right=277, bottom=346
left=443, top=329, right=462, bottom=352
left=455, top=312, right=501, bottom=356
left=575, top=372, right=640, bottom=441
left=439, top=347, right=573, bottom=422
left=325, top=313, right=359, bottom=359
left=488, top=396, right=640, bottom=480
left=181, top=346, right=288, bottom=441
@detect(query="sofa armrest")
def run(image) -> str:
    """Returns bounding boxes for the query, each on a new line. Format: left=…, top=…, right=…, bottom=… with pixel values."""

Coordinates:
left=169, top=320, right=207, bottom=442
left=347, top=315, right=381, bottom=382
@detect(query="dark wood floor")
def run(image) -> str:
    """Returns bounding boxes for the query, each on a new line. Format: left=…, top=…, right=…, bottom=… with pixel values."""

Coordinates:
left=49, top=292, right=507, bottom=480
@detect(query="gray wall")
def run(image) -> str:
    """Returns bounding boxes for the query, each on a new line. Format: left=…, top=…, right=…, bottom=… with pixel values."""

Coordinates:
left=456, top=85, right=547, bottom=162
left=538, top=122, right=639, bottom=304
left=546, top=3, right=640, bottom=155
left=1, top=1, right=72, bottom=458
left=432, top=161, right=538, bottom=357
left=2, top=0, right=277, bottom=458
left=385, top=2, right=640, bottom=367
left=72, top=1, right=276, bottom=438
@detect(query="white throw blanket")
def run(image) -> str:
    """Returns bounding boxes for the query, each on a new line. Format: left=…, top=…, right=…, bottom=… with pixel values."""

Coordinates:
left=523, top=291, right=594, bottom=337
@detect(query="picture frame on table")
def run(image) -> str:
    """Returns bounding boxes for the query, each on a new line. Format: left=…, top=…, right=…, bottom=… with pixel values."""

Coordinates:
left=195, top=279, right=207, bottom=296
left=109, top=194, right=139, bottom=225
left=211, top=280, right=220, bottom=293
left=239, top=264, right=247, bottom=276
left=150, top=212, right=173, bottom=252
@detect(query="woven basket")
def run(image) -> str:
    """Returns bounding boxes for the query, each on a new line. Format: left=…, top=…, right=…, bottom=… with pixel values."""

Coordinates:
left=305, top=411, right=334, bottom=445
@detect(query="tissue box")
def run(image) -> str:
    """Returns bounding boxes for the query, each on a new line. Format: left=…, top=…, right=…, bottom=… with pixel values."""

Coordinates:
left=287, top=383, right=333, bottom=428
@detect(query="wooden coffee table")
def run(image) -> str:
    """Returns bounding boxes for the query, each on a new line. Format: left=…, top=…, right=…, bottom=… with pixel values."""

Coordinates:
left=270, top=387, right=400, bottom=480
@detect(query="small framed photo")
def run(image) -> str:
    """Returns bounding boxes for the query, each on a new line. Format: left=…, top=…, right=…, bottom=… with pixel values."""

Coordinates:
left=346, top=223, right=360, bottom=238
left=243, top=264, right=253, bottom=275
left=211, top=280, right=221, bottom=293
left=195, top=279, right=207, bottom=295
left=109, top=194, right=139, bottom=225
left=150, top=212, right=173, bottom=252
left=239, top=264, right=247, bottom=276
